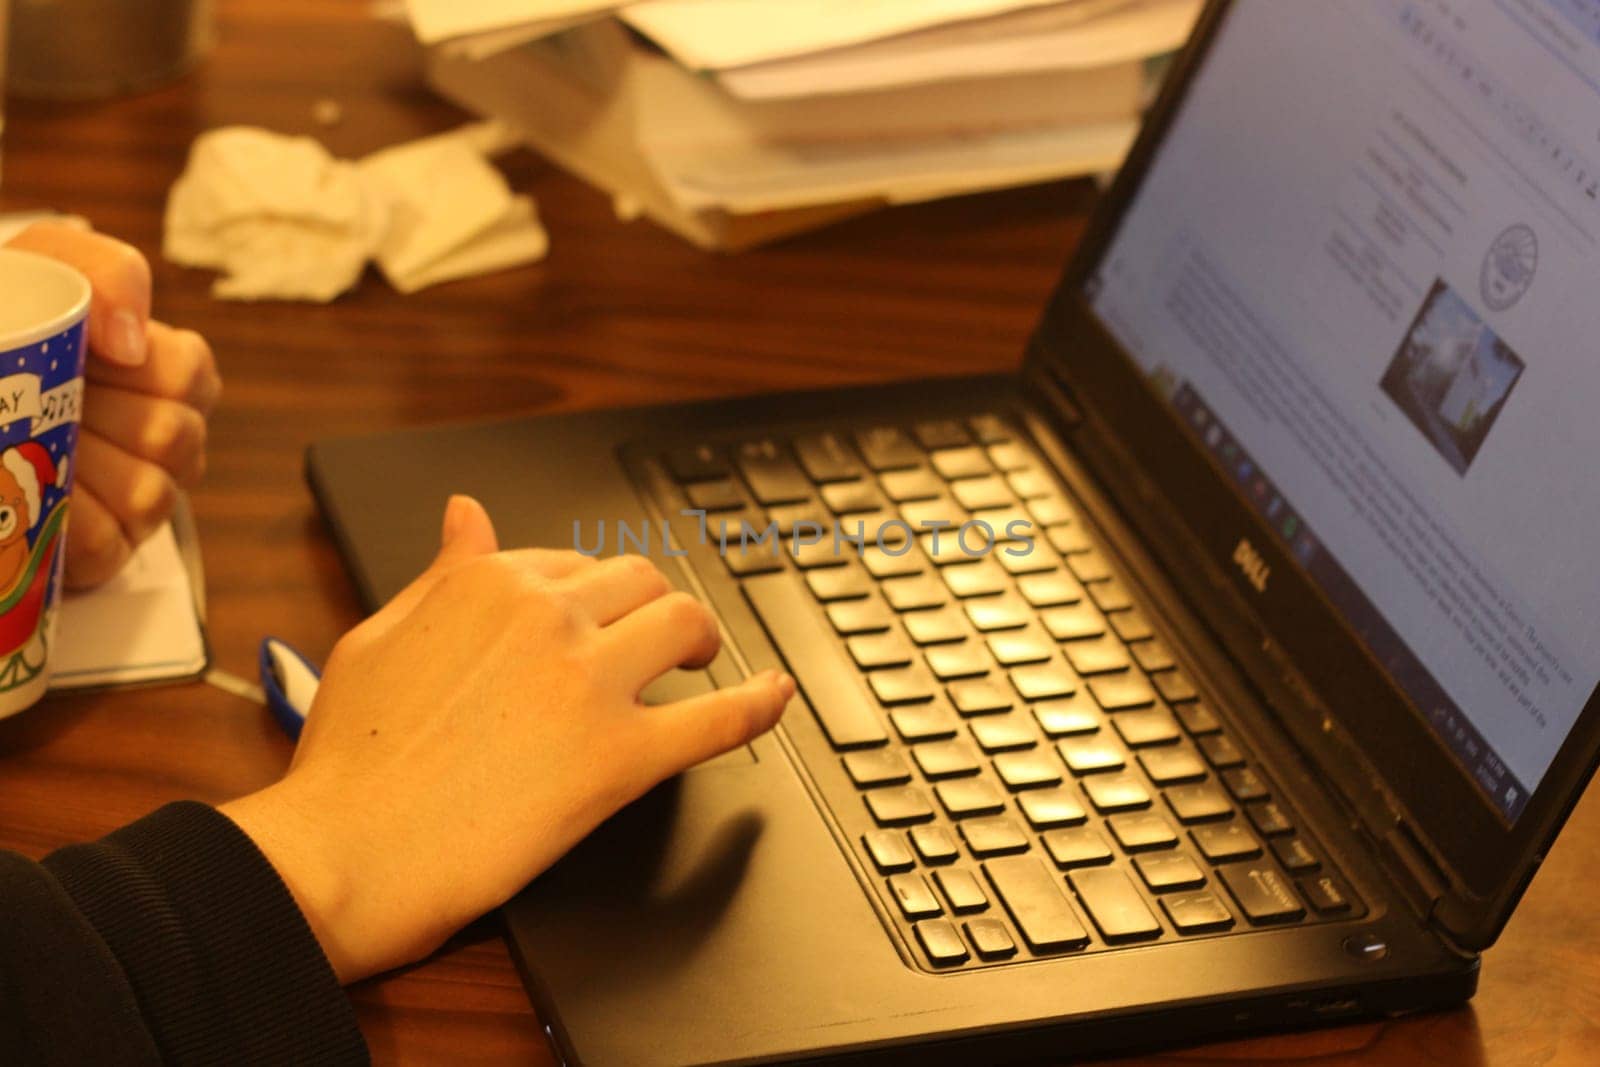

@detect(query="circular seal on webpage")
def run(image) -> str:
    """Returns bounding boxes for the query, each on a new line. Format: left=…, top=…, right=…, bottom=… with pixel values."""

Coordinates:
left=1480, top=223, right=1538, bottom=312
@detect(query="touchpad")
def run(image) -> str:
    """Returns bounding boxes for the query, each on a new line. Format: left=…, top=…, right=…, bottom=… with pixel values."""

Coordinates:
left=641, top=669, right=758, bottom=770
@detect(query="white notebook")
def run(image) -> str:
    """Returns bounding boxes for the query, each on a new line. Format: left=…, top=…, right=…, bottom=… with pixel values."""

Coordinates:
left=50, top=520, right=209, bottom=690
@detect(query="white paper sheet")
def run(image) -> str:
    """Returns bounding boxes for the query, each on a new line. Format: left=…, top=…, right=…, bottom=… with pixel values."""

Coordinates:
left=622, top=0, right=1075, bottom=71
left=715, top=0, right=1201, bottom=100
left=405, top=0, right=619, bottom=45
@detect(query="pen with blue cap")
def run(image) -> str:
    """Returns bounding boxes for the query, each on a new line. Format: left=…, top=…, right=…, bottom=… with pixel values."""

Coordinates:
left=259, top=637, right=321, bottom=739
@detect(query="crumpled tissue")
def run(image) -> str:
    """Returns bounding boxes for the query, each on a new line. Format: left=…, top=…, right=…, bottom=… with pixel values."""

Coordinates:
left=163, top=121, right=547, bottom=301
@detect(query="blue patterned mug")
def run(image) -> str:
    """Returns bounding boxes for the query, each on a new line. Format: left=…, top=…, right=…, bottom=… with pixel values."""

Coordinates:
left=0, top=248, right=89, bottom=716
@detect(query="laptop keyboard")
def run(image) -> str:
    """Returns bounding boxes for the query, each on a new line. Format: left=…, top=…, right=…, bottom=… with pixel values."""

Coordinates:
left=654, top=414, right=1364, bottom=970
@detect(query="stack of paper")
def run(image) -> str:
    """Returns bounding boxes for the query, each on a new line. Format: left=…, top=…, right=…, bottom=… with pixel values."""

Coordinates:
left=404, top=0, right=1201, bottom=249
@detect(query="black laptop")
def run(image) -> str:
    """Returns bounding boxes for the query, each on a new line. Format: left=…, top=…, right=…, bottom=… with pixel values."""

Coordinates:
left=306, top=1, right=1600, bottom=1062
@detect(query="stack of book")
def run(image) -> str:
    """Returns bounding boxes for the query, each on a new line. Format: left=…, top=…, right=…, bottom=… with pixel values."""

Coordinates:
left=404, top=1, right=1200, bottom=250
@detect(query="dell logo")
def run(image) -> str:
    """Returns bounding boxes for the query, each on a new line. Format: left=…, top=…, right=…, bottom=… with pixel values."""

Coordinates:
left=1233, top=538, right=1270, bottom=594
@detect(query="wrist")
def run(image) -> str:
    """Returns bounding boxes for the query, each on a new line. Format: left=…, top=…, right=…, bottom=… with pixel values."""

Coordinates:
left=219, top=783, right=363, bottom=983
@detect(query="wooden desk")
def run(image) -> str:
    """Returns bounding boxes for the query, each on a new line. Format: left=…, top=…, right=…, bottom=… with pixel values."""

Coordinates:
left=0, top=2, right=1594, bottom=1063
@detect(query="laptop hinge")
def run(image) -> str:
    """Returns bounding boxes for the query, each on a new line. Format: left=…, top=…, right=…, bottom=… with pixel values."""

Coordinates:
left=1379, top=818, right=1450, bottom=924
left=1025, top=362, right=1085, bottom=433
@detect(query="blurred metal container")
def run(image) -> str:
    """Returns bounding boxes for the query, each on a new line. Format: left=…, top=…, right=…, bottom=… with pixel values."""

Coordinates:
left=5, top=0, right=213, bottom=101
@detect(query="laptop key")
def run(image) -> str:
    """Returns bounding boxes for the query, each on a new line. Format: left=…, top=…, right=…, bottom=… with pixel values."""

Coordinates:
left=910, top=825, right=961, bottom=865
left=1175, top=701, right=1222, bottom=736
left=1031, top=494, right=1078, bottom=527
left=934, top=868, right=991, bottom=913
left=827, top=598, right=894, bottom=635
left=1112, top=709, right=1183, bottom=748
left=847, top=631, right=914, bottom=670
left=1299, top=872, right=1356, bottom=915
left=903, top=607, right=968, bottom=645
left=1082, top=774, right=1151, bottom=812
left=986, top=442, right=1032, bottom=471
left=1088, top=673, right=1158, bottom=710
left=1199, top=734, right=1246, bottom=769
left=914, top=920, right=970, bottom=966
left=891, top=701, right=960, bottom=742
left=866, top=787, right=936, bottom=826
left=1165, top=783, right=1234, bottom=823
left=856, top=427, right=924, bottom=471
left=882, top=574, right=949, bottom=612
left=744, top=572, right=889, bottom=749
left=665, top=443, right=730, bottom=483
left=983, top=856, right=1091, bottom=952
left=1071, top=868, right=1162, bottom=943
left=968, top=414, right=1013, bottom=444
left=996, top=543, right=1060, bottom=576
left=1138, top=746, right=1208, bottom=784
left=791, top=538, right=848, bottom=570
left=1010, top=662, right=1078, bottom=701
left=862, top=831, right=915, bottom=873
left=936, top=779, right=1007, bottom=818
left=913, top=740, right=982, bottom=779
left=930, top=446, right=990, bottom=480
left=965, top=595, right=1032, bottom=632
left=969, top=715, right=1038, bottom=753
left=1246, top=801, right=1294, bottom=837
left=943, top=560, right=1009, bottom=599
left=922, top=530, right=988, bottom=566
left=1218, top=863, right=1305, bottom=925
left=952, top=475, right=1014, bottom=511
left=1155, top=669, right=1198, bottom=703
left=993, top=750, right=1064, bottom=790
left=960, top=816, right=1032, bottom=857
left=806, top=565, right=872, bottom=602
left=737, top=440, right=812, bottom=505
left=1087, top=579, right=1133, bottom=612
left=1109, top=609, right=1154, bottom=642
left=924, top=641, right=993, bottom=680
left=1108, top=813, right=1179, bottom=853
left=1162, top=891, right=1236, bottom=934
left=1017, top=571, right=1084, bottom=607
left=971, top=506, right=1037, bottom=542
left=1006, top=468, right=1054, bottom=500
left=822, top=480, right=887, bottom=515
left=1134, top=853, right=1208, bottom=892
left=1018, top=787, right=1088, bottom=829
left=1033, top=695, right=1101, bottom=737
left=987, top=629, right=1055, bottom=666
left=1132, top=639, right=1176, bottom=673
left=917, top=419, right=973, bottom=449
left=1067, top=550, right=1114, bottom=583
left=869, top=666, right=937, bottom=705
left=947, top=678, right=1014, bottom=715
left=888, top=873, right=944, bottom=920
left=725, top=543, right=785, bottom=577
left=1062, top=637, right=1131, bottom=675
left=765, top=501, right=830, bottom=535
left=1036, top=604, right=1100, bottom=639
left=686, top=478, right=747, bottom=512
left=965, top=917, right=1018, bottom=960
left=1223, top=767, right=1270, bottom=802
left=879, top=467, right=944, bottom=503
left=793, top=432, right=864, bottom=483
left=1272, top=836, right=1321, bottom=873
left=842, top=749, right=912, bottom=787
left=1059, top=736, right=1126, bottom=775
left=1192, top=824, right=1263, bottom=863
left=860, top=543, right=924, bottom=578
left=901, top=495, right=968, bottom=531
left=1042, top=827, right=1114, bottom=868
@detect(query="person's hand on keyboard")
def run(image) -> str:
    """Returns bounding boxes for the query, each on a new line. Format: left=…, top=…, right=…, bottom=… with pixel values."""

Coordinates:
left=4, top=222, right=222, bottom=588
left=221, top=495, right=795, bottom=983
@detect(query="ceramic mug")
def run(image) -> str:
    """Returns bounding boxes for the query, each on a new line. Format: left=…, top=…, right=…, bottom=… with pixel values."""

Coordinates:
left=0, top=247, right=89, bottom=716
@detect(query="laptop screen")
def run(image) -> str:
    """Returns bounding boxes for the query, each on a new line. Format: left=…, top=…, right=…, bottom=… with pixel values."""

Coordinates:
left=1083, top=0, right=1600, bottom=823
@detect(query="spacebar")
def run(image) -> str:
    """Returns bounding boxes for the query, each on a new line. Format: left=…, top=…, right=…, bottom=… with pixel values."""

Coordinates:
left=743, top=572, right=889, bottom=749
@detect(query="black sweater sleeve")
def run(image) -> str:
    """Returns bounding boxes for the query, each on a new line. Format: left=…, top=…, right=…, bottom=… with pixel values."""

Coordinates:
left=0, top=801, right=368, bottom=1066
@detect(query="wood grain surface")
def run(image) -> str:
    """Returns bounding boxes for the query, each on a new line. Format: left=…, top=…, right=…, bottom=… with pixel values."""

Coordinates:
left=1, top=2, right=1595, bottom=1063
